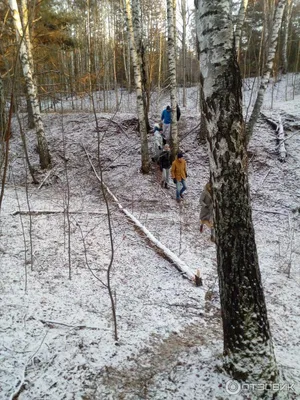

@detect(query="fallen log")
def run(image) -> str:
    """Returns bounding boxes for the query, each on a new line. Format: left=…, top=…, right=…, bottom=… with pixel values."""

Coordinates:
left=12, top=210, right=107, bottom=216
left=276, top=116, right=287, bottom=162
left=81, top=143, right=199, bottom=285
left=261, top=113, right=287, bottom=161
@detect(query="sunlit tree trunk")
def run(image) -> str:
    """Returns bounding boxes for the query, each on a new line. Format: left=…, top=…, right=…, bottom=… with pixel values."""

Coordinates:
left=196, top=0, right=278, bottom=384
left=167, top=0, right=178, bottom=159
left=246, top=0, right=286, bottom=145
left=124, top=0, right=150, bottom=173
left=282, top=0, right=293, bottom=74
left=21, top=0, right=35, bottom=128
left=235, top=0, right=249, bottom=64
left=9, top=0, right=51, bottom=169
left=131, top=0, right=150, bottom=130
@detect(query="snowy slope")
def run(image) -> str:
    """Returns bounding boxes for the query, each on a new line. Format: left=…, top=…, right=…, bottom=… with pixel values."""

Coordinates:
left=0, top=74, right=300, bottom=399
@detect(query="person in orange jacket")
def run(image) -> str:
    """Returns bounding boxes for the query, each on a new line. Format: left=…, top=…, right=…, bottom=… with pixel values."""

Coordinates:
left=171, top=152, right=187, bottom=202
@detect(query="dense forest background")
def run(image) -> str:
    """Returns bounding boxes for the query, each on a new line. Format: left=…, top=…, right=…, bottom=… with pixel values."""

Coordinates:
left=1, top=0, right=300, bottom=112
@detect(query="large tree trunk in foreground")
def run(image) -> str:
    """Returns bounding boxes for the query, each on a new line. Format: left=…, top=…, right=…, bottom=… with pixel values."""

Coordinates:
left=167, top=0, right=179, bottom=159
left=9, top=0, right=51, bottom=169
left=246, top=0, right=286, bottom=145
left=197, top=0, right=278, bottom=384
left=124, top=0, right=150, bottom=173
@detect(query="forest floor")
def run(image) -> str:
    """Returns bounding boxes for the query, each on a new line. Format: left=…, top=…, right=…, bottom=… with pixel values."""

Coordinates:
left=1, top=79, right=300, bottom=399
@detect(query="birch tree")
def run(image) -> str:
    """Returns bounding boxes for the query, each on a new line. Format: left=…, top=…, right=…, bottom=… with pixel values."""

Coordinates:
left=180, top=0, right=188, bottom=107
left=0, top=75, right=6, bottom=173
left=20, top=0, right=34, bottom=128
left=196, top=0, right=278, bottom=385
left=9, top=0, right=51, bottom=169
left=131, top=0, right=150, bottom=130
left=124, top=0, right=150, bottom=173
left=246, top=0, right=286, bottom=145
left=234, top=0, right=249, bottom=63
left=0, top=75, right=6, bottom=142
left=167, top=0, right=179, bottom=158
left=282, top=0, right=293, bottom=73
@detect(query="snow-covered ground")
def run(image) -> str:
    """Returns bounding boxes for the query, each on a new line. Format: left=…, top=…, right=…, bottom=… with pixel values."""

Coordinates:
left=0, top=75, right=300, bottom=399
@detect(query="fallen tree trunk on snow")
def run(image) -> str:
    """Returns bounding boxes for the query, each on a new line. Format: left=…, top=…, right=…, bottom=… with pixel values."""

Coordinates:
left=12, top=210, right=107, bottom=216
left=276, top=116, right=287, bottom=162
left=261, top=113, right=287, bottom=161
left=82, top=144, right=198, bottom=284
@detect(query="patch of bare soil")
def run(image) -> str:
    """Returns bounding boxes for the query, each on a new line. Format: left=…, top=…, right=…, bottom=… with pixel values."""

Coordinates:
left=94, top=308, right=221, bottom=399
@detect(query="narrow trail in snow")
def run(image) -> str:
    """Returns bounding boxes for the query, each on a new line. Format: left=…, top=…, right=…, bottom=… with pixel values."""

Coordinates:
left=81, top=143, right=201, bottom=286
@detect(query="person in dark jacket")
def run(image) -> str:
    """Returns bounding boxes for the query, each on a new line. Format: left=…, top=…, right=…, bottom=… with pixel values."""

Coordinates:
left=199, top=182, right=215, bottom=242
left=159, top=144, right=172, bottom=188
left=176, top=104, right=181, bottom=121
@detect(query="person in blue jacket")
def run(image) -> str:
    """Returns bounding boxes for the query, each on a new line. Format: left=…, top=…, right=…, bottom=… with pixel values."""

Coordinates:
left=161, top=105, right=172, bottom=142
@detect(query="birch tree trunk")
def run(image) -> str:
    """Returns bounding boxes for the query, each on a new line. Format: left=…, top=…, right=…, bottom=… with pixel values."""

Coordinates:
left=0, top=75, right=6, bottom=171
left=246, top=0, right=286, bottom=145
left=167, top=0, right=179, bottom=159
left=181, top=0, right=187, bottom=107
left=124, top=0, right=150, bottom=173
left=9, top=0, right=51, bottom=169
left=0, top=75, right=6, bottom=141
left=131, top=0, right=150, bottom=131
left=158, top=32, right=162, bottom=91
left=234, top=0, right=249, bottom=64
left=197, top=0, right=278, bottom=384
left=20, top=0, right=35, bottom=128
left=282, top=0, right=293, bottom=74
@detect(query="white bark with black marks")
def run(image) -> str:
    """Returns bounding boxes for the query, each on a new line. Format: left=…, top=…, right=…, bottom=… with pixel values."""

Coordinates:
left=9, top=0, right=51, bottom=169
left=166, top=0, right=179, bottom=158
left=180, top=0, right=188, bottom=107
left=234, top=0, right=249, bottom=63
left=0, top=75, right=6, bottom=145
left=131, top=0, right=150, bottom=130
left=197, top=0, right=278, bottom=384
left=277, top=117, right=287, bottom=161
left=282, top=0, right=293, bottom=74
left=124, top=0, right=150, bottom=173
left=246, top=0, right=286, bottom=145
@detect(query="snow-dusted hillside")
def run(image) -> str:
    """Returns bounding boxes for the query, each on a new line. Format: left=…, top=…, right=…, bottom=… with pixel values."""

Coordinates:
left=0, top=75, right=300, bottom=399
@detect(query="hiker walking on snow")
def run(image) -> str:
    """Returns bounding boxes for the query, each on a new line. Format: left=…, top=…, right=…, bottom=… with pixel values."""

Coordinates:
left=171, top=152, right=187, bottom=202
left=159, top=144, right=171, bottom=188
left=161, top=105, right=172, bottom=142
left=199, top=182, right=215, bottom=242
